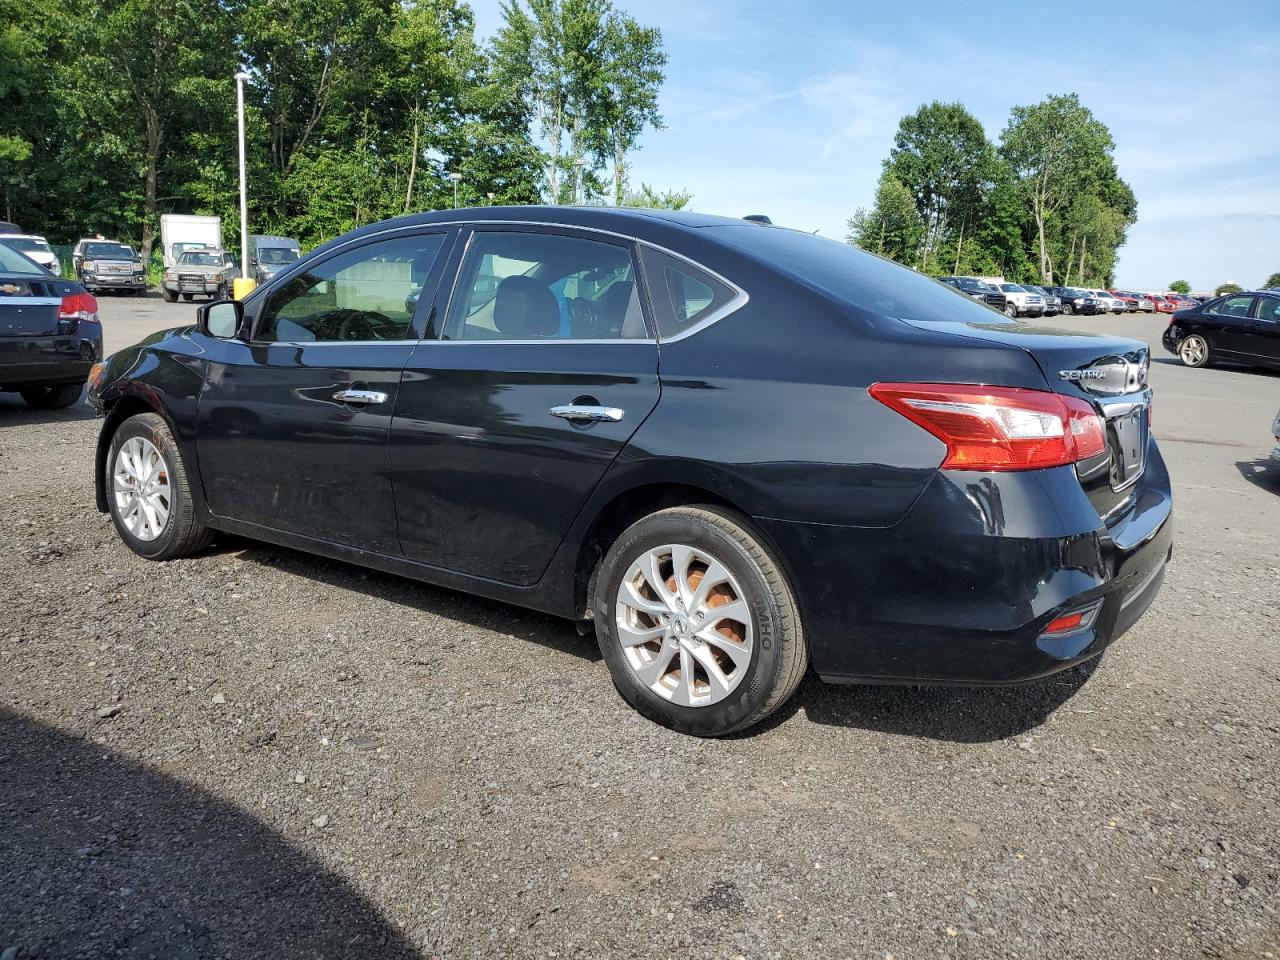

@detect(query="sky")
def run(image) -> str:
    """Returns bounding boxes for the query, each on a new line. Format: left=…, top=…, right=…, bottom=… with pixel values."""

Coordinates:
left=469, top=0, right=1280, bottom=291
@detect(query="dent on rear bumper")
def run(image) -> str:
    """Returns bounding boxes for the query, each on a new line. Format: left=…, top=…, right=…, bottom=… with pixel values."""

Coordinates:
left=760, top=449, right=1173, bottom=685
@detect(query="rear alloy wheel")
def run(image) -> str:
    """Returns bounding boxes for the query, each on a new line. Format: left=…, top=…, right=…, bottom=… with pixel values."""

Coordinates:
left=594, top=506, right=807, bottom=736
left=107, top=412, right=213, bottom=560
left=1179, top=334, right=1211, bottom=368
left=20, top=382, right=83, bottom=409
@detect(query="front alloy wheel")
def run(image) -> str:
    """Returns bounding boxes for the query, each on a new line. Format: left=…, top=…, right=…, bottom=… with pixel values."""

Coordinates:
left=112, top=436, right=172, bottom=542
left=1179, top=334, right=1211, bottom=368
left=1003, top=302, right=1017, bottom=319
left=595, top=506, right=808, bottom=736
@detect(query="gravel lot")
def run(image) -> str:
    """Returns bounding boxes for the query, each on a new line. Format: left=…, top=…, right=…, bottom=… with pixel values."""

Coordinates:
left=2, top=294, right=1278, bottom=959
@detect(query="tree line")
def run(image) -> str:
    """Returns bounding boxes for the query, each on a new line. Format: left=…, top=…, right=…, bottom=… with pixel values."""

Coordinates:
left=847, top=94, right=1136, bottom=287
left=0, top=0, right=668, bottom=261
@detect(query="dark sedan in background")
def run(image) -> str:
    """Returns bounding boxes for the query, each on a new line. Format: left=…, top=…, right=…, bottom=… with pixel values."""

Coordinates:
left=1043, top=286, right=1103, bottom=315
left=0, top=239, right=101, bottom=408
left=1163, top=290, right=1280, bottom=369
left=89, top=207, right=1172, bottom=736
left=937, top=275, right=1005, bottom=311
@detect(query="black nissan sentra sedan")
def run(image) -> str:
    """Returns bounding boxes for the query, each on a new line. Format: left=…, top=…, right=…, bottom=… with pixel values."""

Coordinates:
left=88, top=207, right=1172, bottom=736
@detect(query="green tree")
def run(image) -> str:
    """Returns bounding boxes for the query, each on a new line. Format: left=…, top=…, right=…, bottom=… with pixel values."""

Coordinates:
left=885, top=101, right=994, bottom=271
left=1262, top=273, right=1280, bottom=290
left=1168, top=279, right=1191, bottom=294
left=1000, top=93, right=1119, bottom=283
left=1215, top=282, right=1243, bottom=296
left=621, top=183, right=690, bottom=209
left=847, top=173, right=923, bottom=265
left=595, top=12, right=665, bottom=204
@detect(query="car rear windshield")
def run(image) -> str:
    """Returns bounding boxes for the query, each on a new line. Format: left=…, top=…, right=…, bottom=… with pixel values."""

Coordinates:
left=178, top=251, right=223, bottom=266
left=0, top=241, right=46, bottom=275
left=258, top=247, right=299, bottom=264
left=86, top=243, right=134, bottom=259
left=708, top=226, right=1010, bottom=323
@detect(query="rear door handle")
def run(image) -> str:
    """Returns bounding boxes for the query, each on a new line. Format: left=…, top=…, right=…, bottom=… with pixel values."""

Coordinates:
left=549, top=404, right=624, bottom=422
left=334, top=388, right=388, bottom=405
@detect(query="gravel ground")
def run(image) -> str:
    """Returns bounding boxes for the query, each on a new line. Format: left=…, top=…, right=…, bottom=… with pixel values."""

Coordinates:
left=1, top=298, right=1278, bottom=959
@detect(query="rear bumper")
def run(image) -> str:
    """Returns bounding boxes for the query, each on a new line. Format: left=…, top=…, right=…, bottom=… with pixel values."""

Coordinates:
left=760, top=442, right=1173, bottom=685
left=0, top=321, right=102, bottom=388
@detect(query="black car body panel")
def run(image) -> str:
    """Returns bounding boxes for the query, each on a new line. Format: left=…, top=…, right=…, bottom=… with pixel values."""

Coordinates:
left=0, top=249, right=102, bottom=391
left=1162, top=291, right=1280, bottom=369
left=90, top=206, right=1172, bottom=685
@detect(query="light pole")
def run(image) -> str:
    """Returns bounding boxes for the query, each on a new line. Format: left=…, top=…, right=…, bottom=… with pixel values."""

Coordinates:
left=487, top=192, right=495, bottom=206
left=449, top=172, right=462, bottom=209
left=234, top=70, right=251, bottom=297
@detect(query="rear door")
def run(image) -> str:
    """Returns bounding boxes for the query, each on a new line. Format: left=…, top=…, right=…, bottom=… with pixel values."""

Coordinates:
left=1248, top=294, right=1280, bottom=364
left=390, top=225, right=659, bottom=586
left=1202, top=295, right=1256, bottom=356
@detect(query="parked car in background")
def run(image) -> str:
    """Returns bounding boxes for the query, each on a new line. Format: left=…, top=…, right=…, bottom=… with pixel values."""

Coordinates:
left=937, top=275, right=1005, bottom=311
left=994, top=282, right=1044, bottom=318
left=0, top=239, right=101, bottom=408
left=249, top=235, right=302, bottom=285
left=1044, top=286, right=1102, bottom=315
left=1162, top=291, right=1280, bottom=369
left=0, top=234, right=61, bottom=275
left=1023, top=284, right=1061, bottom=316
left=1148, top=294, right=1176, bottom=314
left=160, top=213, right=222, bottom=268
left=73, top=239, right=147, bottom=295
left=162, top=248, right=237, bottom=302
left=1109, top=290, right=1153, bottom=312
left=88, top=206, right=1172, bottom=736
left=1089, top=290, right=1126, bottom=314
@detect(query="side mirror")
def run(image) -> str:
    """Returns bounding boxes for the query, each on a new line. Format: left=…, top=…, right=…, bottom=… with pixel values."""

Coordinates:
left=198, top=299, right=243, bottom=339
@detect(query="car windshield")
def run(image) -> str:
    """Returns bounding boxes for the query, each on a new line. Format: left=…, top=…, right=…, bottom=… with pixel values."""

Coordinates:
left=178, top=251, right=224, bottom=266
left=1, top=237, right=50, bottom=253
left=1002, top=284, right=1026, bottom=292
left=259, top=246, right=299, bottom=265
left=86, top=243, right=135, bottom=259
left=0, top=241, right=47, bottom=275
left=708, top=226, right=1017, bottom=324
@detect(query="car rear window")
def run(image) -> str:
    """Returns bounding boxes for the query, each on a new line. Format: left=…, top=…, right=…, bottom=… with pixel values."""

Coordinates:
left=708, top=225, right=1008, bottom=324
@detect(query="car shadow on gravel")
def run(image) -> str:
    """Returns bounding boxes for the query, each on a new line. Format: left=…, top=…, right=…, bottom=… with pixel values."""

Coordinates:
left=0, top=393, right=96, bottom=425
left=1236, top=457, right=1280, bottom=495
left=220, top=538, right=602, bottom=663
left=0, top=708, right=419, bottom=960
left=755, top=664, right=1097, bottom=743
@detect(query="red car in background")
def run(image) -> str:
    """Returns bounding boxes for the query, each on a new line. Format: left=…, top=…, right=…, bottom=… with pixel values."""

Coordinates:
left=1149, top=294, right=1176, bottom=314
left=1108, top=290, right=1140, bottom=312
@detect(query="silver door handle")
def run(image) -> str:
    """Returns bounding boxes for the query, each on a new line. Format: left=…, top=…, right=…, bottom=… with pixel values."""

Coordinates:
left=549, top=404, right=625, bottom=422
left=334, top=389, right=388, bottom=405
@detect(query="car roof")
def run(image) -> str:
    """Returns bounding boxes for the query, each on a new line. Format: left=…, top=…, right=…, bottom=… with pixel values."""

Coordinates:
left=0, top=233, right=46, bottom=240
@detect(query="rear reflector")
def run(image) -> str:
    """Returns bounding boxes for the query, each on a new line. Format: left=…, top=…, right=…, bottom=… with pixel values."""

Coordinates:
left=1045, top=612, right=1085, bottom=634
left=59, top=291, right=99, bottom=322
left=869, top=382, right=1106, bottom=471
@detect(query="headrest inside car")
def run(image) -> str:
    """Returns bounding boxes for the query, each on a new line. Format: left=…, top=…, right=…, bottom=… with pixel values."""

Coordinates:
left=493, top=276, right=559, bottom=338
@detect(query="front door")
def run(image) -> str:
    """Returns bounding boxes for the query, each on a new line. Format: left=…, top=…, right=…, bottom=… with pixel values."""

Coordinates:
left=390, top=225, right=660, bottom=586
left=196, top=228, right=454, bottom=553
left=1204, top=295, right=1257, bottom=357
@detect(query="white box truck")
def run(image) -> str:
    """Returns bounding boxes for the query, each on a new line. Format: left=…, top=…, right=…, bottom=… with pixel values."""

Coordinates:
left=160, top=214, right=222, bottom=268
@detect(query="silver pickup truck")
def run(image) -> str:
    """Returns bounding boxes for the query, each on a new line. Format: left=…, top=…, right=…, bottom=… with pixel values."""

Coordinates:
left=162, top=248, right=238, bottom=302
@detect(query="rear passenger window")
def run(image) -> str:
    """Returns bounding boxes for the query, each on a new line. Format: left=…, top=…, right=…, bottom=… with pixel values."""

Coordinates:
left=1255, top=296, right=1280, bottom=322
left=639, top=247, right=739, bottom=340
left=1210, top=296, right=1255, bottom=319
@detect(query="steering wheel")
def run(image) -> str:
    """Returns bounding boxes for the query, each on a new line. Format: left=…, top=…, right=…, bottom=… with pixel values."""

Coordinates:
left=568, top=297, right=602, bottom=339
left=335, top=309, right=383, bottom=341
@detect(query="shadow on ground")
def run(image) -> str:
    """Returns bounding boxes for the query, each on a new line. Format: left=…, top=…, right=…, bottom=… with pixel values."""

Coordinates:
left=217, top=537, right=1090, bottom=743
left=1236, top=457, right=1280, bottom=495
left=0, top=392, right=95, bottom=425
left=0, top=709, right=419, bottom=960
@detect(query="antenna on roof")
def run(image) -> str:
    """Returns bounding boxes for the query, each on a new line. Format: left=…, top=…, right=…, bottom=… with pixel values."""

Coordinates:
left=743, top=214, right=772, bottom=225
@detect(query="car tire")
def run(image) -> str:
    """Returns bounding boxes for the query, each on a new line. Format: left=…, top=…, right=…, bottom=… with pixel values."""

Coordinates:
left=1178, top=334, right=1211, bottom=368
left=593, top=505, right=808, bottom=737
left=106, top=412, right=213, bottom=560
left=1065, top=303, right=1076, bottom=315
left=162, top=287, right=177, bottom=303
left=20, top=382, right=83, bottom=409
left=1003, top=303, right=1017, bottom=319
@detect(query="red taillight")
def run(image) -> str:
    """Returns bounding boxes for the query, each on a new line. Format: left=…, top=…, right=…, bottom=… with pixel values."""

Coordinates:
left=869, top=382, right=1106, bottom=471
left=59, top=291, right=99, bottom=322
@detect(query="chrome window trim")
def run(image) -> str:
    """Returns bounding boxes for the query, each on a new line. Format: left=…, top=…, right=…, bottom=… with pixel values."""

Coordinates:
left=249, top=217, right=750, bottom=346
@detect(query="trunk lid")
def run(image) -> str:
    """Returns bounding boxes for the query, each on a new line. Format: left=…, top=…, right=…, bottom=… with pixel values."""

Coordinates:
left=0, top=274, right=63, bottom=336
left=903, top=318, right=1151, bottom=522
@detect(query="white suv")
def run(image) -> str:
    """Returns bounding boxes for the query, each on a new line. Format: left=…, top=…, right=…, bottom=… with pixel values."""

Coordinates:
left=0, top=234, right=60, bottom=274
left=995, top=283, right=1045, bottom=319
